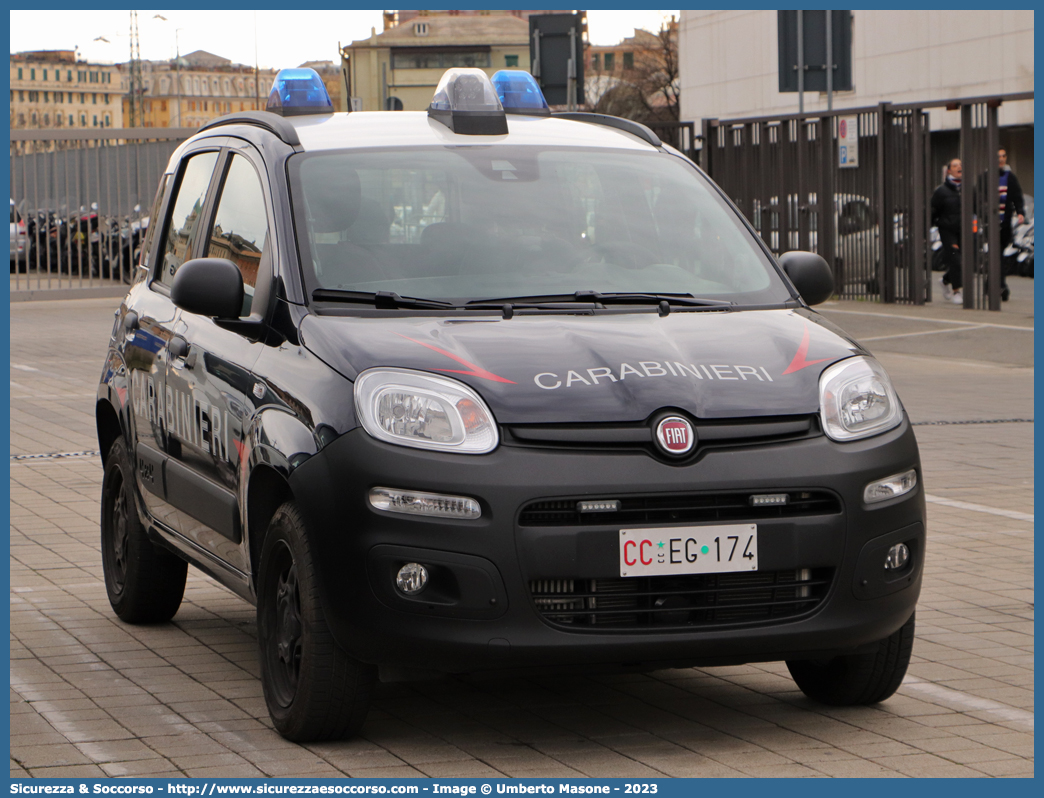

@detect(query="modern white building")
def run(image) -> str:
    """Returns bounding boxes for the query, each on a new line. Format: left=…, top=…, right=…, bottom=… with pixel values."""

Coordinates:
left=679, top=10, right=1034, bottom=188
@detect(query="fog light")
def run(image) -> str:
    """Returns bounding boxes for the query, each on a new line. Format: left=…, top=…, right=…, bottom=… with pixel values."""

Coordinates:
left=750, top=493, right=788, bottom=506
left=369, top=487, right=481, bottom=519
left=396, top=563, right=428, bottom=595
left=884, top=543, right=910, bottom=571
left=864, top=469, right=917, bottom=504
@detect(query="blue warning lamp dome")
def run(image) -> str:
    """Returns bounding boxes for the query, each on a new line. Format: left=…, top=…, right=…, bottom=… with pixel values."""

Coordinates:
left=266, top=68, right=334, bottom=117
left=427, top=68, right=509, bottom=135
left=491, top=70, right=550, bottom=115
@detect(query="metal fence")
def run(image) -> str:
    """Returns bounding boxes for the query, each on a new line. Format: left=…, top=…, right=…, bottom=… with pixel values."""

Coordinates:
left=699, top=92, right=1033, bottom=309
left=647, top=120, right=698, bottom=162
left=10, top=127, right=192, bottom=293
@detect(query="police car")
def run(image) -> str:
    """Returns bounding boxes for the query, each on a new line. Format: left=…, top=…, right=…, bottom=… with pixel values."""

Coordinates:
left=97, top=67, right=924, bottom=742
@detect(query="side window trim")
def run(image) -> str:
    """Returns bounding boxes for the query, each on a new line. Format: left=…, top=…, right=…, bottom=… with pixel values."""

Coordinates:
left=148, top=144, right=228, bottom=295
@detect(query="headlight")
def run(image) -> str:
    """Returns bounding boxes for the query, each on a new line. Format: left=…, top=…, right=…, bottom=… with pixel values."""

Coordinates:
left=819, top=356, right=902, bottom=441
left=354, top=368, right=498, bottom=454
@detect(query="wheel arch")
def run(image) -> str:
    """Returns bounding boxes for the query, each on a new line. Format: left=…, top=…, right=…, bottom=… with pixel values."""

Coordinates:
left=246, top=464, right=294, bottom=588
left=96, top=397, right=125, bottom=466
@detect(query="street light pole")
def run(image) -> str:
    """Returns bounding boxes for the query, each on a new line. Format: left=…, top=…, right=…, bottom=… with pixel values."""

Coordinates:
left=175, top=29, right=182, bottom=127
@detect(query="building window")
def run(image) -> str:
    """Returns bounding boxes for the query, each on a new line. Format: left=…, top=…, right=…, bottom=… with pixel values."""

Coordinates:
left=623, top=52, right=634, bottom=70
left=93, top=93, right=97, bottom=104
left=105, top=115, right=110, bottom=127
left=31, top=112, right=37, bottom=125
left=591, top=53, right=600, bottom=70
left=392, top=50, right=492, bottom=69
left=104, top=93, right=109, bottom=103
left=604, top=52, right=615, bottom=71
left=69, top=115, right=73, bottom=126
left=43, top=69, right=48, bottom=81
left=80, top=114, right=85, bottom=125
left=67, top=70, right=72, bottom=81
left=18, top=90, right=23, bottom=102
left=44, top=91, right=49, bottom=102
left=93, top=115, right=98, bottom=127
left=80, top=92, right=85, bottom=103
left=43, top=113, right=49, bottom=125
left=505, top=54, right=519, bottom=68
left=30, top=68, right=35, bottom=80
left=17, top=67, right=22, bottom=80
left=161, top=100, right=167, bottom=111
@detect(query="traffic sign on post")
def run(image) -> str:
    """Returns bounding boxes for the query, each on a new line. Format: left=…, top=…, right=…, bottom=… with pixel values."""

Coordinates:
left=838, top=115, right=859, bottom=168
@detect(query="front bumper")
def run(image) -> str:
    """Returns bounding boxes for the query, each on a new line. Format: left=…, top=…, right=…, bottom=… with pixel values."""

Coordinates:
left=289, top=418, right=924, bottom=674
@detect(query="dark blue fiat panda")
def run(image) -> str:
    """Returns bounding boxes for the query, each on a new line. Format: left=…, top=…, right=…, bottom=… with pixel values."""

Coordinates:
left=97, top=68, right=924, bottom=742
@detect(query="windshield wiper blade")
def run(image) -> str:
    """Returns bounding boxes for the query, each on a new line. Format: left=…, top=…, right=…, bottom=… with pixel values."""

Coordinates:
left=466, top=292, right=733, bottom=308
left=465, top=293, right=591, bottom=306
left=312, top=289, right=456, bottom=309
left=574, top=291, right=733, bottom=307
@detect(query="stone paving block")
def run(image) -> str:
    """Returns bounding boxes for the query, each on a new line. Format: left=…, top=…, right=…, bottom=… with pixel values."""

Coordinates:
left=100, top=759, right=183, bottom=777
left=872, top=752, right=992, bottom=778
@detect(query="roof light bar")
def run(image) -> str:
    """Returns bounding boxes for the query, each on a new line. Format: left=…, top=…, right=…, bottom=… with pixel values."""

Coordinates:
left=491, top=70, right=550, bottom=115
left=266, top=68, right=334, bottom=117
left=427, top=68, right=509, bottom=135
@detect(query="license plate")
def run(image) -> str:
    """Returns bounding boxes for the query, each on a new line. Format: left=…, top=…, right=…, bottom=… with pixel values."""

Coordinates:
left=620, top=525, right=758, bottom=577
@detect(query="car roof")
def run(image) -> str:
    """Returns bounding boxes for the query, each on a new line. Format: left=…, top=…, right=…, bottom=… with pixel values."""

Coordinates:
left=198, top=110, right=662, bottom=155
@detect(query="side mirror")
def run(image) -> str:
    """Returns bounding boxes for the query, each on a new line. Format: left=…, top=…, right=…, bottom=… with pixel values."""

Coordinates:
left=171, top=258, right=244, bottom=318
left=779, top=251, right=834, bottom=306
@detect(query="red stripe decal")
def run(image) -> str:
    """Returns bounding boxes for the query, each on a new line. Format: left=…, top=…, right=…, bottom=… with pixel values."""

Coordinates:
left=396, top=333, right=517, bottom=384
left=782, top=324, right=831, bottom=375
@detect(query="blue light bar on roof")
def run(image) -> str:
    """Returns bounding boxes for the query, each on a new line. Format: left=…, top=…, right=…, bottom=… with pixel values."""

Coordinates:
left=266, top=68, right=334, bottom=117
left=491, top=70, right=550, bottom=115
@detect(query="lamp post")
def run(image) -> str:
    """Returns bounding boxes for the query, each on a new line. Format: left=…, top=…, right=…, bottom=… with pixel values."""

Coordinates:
left=153, top=15, right=183, bottom=128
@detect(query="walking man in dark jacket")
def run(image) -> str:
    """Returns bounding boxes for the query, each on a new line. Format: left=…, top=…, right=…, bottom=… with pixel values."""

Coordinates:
left=998, top=148, right=1026, bottom=301
left=931, top=158, right=964, bottom=304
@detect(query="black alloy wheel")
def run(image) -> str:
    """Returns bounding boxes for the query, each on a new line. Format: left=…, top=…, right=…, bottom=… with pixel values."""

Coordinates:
left=100, top=437, right=187, bottom=623
left=257, top=501, right=376, bottom=742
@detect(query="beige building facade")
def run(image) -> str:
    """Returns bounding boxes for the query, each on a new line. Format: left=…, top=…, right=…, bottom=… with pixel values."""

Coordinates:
left=119, top=52, right=278, bottom=129
left=343, top=14, right=531, bottom=112
left=679, top=10, right=1034, bottom=129
left=10, top=50, right=123, bottom=130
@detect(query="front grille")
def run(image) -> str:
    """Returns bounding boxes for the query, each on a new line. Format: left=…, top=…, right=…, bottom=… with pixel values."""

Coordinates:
left=529, top=568, right=833, bottom=631
left=519, top=490, right=841, bottom=527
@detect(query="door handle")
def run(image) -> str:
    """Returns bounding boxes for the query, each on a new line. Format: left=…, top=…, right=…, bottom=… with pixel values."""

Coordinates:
left=168, top=336, right=189, bottom=363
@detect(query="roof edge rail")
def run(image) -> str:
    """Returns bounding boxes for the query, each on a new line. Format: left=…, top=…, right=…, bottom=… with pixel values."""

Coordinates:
left=551, top=112, right=661, bottom=148
left=197, top=110, right=301, bottom=147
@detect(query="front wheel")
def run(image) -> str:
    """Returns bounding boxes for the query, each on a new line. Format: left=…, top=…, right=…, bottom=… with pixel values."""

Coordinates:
left=787, top=612, right=915, bottom=705
left=257, top=501, right=376, bottom=742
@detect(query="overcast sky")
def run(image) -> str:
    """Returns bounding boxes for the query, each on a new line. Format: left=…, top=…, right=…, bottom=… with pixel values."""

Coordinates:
left=9, top=10, right=679, bottom=70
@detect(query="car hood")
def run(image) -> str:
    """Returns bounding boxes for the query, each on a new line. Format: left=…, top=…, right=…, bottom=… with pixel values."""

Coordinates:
left=299, top=308, right=863, bottom=424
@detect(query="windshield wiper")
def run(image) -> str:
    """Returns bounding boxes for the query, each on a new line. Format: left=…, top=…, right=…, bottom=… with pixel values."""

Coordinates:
left=467, top=291, right=732, bottom=308
left=575, top=291, right=733, bottom=307
left=312, top=289, right=456, bottom=310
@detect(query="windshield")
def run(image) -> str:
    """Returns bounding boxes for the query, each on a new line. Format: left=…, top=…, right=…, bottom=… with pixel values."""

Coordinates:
left=289, top=146, right=791, bottom=305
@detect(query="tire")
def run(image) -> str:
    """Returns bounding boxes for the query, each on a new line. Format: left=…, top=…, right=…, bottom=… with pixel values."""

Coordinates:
left=787, top=612, right=915, bottom=706
left=257, top=501, right=376, bottom=742
left=100, top=437, right=187, bottom=623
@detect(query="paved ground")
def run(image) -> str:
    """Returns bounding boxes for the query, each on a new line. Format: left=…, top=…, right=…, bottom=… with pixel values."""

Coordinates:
left=9, top=278, right=1034, bottom=778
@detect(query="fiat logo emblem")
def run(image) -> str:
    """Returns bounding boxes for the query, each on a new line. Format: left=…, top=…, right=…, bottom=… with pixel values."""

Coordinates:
left=655, top=416, right=695, bottom=456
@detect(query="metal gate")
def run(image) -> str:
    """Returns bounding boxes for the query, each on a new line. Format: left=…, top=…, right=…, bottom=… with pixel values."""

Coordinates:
left=10, top=127, right=191, bottom=294
left=700, top=92, right=1032, bottom=309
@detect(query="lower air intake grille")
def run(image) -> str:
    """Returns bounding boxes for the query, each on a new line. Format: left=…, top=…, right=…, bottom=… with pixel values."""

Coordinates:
left=529, top=568, right=833, bottom=631
left=519, top=490, right=841, bottom=527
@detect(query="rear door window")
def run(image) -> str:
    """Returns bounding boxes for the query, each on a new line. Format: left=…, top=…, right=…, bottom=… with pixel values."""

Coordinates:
left=155, top=151, right=219, bottom=287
